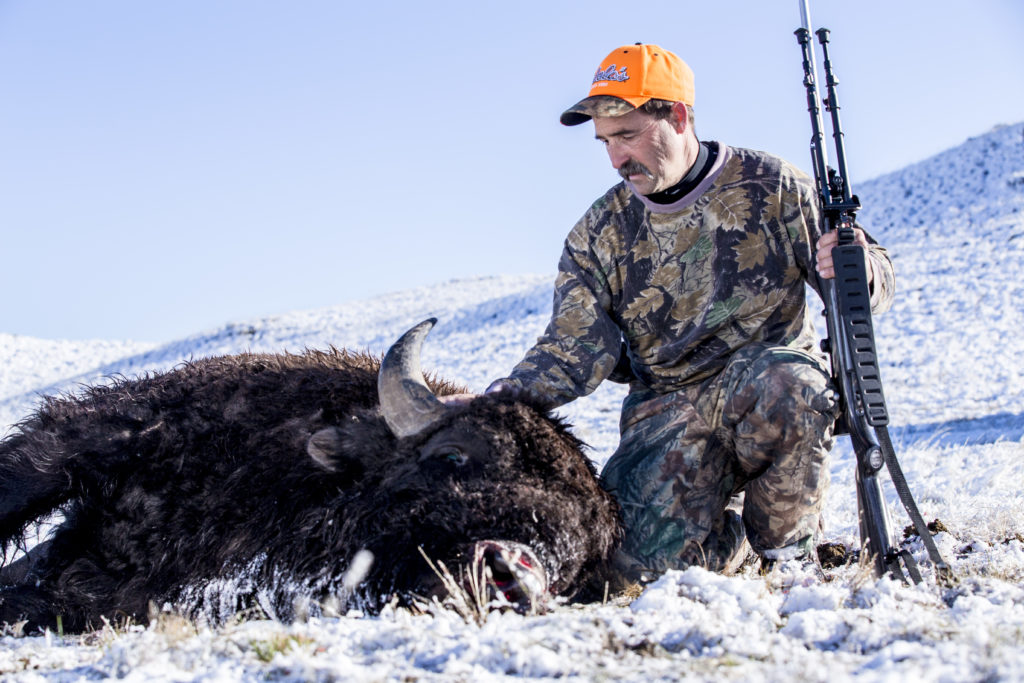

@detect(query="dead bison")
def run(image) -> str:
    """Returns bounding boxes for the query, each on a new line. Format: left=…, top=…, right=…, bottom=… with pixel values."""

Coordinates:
left=0, top=319, right=622, bottom=633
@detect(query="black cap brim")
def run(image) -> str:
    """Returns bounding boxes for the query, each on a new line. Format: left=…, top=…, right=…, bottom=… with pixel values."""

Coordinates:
left=559, top=95, right=639, bottom=126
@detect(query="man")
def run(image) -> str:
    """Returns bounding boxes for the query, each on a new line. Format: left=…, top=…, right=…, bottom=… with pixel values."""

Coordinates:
left=487, top=44, right=895, bottom=579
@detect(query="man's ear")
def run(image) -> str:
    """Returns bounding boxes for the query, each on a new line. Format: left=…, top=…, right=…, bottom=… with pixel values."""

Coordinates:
left=670, top=101, right=688, bottom=134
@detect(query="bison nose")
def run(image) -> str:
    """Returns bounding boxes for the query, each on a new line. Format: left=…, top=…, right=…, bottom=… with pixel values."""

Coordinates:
left=471, top=540, right=549, bottom=614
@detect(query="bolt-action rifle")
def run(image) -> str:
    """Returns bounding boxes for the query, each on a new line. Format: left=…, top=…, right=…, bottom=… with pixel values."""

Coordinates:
left=794, top=1, right=952, bottom=584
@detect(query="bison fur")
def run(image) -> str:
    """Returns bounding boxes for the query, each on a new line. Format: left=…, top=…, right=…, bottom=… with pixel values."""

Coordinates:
left=0, top=320, right=623, bottom=633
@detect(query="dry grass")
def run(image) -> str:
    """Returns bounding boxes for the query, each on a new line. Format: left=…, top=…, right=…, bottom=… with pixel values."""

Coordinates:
left=248, top=632, right=317, bottom=663
left=417, top=547, right=492, bottom=626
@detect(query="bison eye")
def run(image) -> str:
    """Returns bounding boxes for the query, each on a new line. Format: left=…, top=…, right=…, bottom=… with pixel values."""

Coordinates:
left=417, top=429, right=489, bottom=471
left=441, top=449, right=468, bottom=466
left=419, top=446, right=468, bottom=467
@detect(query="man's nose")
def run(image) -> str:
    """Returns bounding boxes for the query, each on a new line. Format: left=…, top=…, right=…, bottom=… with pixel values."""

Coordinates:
left=606, top=143, right=629, bottom=169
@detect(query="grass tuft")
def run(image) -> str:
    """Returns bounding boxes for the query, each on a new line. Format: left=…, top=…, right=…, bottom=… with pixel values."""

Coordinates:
left=249, top=632, right=316, bottom=663
left=417, top=546, right=491, bottom=625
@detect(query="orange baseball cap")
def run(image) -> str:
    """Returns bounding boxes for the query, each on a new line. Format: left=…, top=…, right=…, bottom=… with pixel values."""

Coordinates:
left=560, top=44, right=695, bottom=126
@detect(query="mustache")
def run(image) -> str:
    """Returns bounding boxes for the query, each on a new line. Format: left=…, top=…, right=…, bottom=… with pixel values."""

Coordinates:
left=618, top=160, right=654, bottom=180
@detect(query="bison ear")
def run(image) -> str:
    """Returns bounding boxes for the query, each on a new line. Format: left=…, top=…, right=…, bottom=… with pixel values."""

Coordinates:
left=306, top=419, right=391, bottom=479
left=307, top=427, right=345, bottom=471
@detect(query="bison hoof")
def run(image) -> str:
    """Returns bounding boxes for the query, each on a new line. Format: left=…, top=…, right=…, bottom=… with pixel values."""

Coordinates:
left=472, top=540, right=548, bottom=614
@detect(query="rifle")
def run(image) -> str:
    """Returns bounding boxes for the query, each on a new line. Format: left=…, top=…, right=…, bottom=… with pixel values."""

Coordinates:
left=794, top=1, right=952, bottom=585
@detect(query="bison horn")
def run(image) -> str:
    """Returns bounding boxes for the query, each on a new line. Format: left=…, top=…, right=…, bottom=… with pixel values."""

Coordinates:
left=378, top=318, right=450, bottom=439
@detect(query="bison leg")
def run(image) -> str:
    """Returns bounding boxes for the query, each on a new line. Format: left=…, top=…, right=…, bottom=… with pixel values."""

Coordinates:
left=0, top=536, right=76, bottom=633
left=0, top=579, right=97, bottom=634
left=0, top=539, right=52, bottom=585
left=0, top=434, right=75, bottom=544
left=0, top=406, right=152, bottom=545
left=0, top=583, right=64, bottom=633
left=0, top=530, right=145, bottom=634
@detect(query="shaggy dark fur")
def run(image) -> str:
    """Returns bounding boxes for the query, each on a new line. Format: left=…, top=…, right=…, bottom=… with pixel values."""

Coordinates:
left=0, top=348, right=622, bottom=633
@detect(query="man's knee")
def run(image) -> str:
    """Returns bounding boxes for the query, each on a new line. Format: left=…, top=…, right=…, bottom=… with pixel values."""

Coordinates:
left=723, top=348, right=837, bottom=469
left=733, top=347, right=833, bottom=415
left=719, top=347, right=834, bottom=558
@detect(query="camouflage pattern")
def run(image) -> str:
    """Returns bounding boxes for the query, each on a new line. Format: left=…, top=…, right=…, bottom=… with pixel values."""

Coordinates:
left=601, top=343, right=836, bottom=574
left=561, top=95, right=637, bottom=126
left=498, top=143, right=894, bottom=571
left=501, top=144, right=894, bottom=409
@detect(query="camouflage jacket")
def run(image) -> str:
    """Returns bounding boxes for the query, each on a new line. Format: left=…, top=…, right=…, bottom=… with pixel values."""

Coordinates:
left=502, top=143, right=895, bottom=408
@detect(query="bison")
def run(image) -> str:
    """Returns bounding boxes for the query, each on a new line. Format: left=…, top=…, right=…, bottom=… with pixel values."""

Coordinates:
left=0, top=319, right=622, bottom=633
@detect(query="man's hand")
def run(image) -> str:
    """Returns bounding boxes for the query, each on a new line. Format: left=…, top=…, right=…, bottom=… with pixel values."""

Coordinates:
left=484, top=379, right=516, bottom=397
left=815, top=228, right=873, bottom=285
left=438, top=393, right=478, bottom=407
left=437, top=380, right=517, bottom=408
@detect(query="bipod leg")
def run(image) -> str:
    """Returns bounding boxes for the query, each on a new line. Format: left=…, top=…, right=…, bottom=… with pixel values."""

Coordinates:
left=877, top=426, right=956, bottom=586
left=856, top=460, right=913, bottom=582
left=898, top=549, right=923, bottom=584
left=882, top=550, right=905, bottom=583
left=879, top=548, right=922, bottom=585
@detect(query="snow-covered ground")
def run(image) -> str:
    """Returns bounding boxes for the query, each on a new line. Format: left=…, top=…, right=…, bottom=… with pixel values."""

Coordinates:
left=1, top=122, right=1022, bottom=681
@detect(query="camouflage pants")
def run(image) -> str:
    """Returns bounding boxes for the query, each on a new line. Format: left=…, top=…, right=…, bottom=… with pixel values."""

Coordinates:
left=601, top=343, right=837, bottom=576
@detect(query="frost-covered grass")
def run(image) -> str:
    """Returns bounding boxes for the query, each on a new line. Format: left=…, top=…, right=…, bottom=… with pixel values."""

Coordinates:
left=1, top=557, right=1023, bottom=681
left=1, top=123, right=1022, bottom=680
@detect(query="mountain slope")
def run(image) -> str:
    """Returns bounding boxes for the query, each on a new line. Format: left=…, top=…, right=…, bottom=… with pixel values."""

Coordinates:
left=856, top=122, right=1024, bottom=433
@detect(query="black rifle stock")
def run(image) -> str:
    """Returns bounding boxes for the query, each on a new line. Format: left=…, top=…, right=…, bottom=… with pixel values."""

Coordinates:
left=794, top=17, right=952, bottom=584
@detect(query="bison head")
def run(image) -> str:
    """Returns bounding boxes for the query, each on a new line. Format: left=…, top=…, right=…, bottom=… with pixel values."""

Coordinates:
left=307, top=319, right=623, bottom=613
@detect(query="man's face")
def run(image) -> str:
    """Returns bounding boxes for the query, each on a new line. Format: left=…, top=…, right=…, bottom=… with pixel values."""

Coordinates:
left=592, top=107, right=688, bottom=196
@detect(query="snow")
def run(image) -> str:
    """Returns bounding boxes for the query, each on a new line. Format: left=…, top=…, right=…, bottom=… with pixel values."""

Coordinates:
left=1, top=122, right=1022, bottom=681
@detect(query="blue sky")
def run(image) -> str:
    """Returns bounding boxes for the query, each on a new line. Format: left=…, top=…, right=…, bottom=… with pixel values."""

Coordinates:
left=2, top=0, right=1022, bottom=342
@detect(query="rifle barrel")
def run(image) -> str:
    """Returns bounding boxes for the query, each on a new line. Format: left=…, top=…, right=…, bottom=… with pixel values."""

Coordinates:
left=798, top=0, right=810, bottom=28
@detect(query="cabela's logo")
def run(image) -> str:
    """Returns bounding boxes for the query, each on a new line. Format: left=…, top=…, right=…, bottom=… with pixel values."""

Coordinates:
left=593, top=64, right=629, bottom=83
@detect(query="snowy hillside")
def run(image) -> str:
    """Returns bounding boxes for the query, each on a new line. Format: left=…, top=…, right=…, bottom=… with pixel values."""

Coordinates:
left=0, top=122, right=1022, bottom=681
left=857, top=122, right=1024, bottom=435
